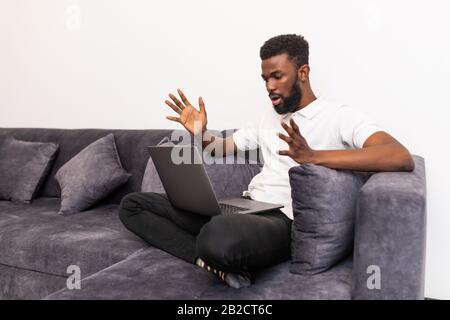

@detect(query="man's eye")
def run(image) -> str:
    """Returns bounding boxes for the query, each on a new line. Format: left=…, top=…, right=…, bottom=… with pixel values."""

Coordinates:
left=274, top=75, right=282, bottom=80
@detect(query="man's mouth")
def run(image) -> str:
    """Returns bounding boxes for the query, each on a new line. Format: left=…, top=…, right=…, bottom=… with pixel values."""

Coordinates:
left=269, top=94, right=282, bottom=106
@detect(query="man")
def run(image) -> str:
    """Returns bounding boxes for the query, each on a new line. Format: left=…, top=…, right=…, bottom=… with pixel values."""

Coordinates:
left=119, top=34, right=414, bottom=289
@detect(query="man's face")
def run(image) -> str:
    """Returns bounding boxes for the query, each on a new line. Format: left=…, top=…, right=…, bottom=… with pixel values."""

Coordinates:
left=261, top=53, right=302, bottom=115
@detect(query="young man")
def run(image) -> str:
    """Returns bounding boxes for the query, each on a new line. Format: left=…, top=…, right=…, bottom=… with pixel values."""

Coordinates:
left=119, top=34, right=414, bottom=289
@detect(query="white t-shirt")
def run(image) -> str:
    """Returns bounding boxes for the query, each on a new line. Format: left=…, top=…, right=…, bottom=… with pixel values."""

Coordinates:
left=232, top=96, right=382, bottom=220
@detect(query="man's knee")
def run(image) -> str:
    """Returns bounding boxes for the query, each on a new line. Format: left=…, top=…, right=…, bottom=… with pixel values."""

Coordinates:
left=120, top=191, right=170, bottom=213
left=118, top=192, right=161, bottom=221
left=119, top=192, right=141, bottom=221
left=196, top=215, right=243, bottom=271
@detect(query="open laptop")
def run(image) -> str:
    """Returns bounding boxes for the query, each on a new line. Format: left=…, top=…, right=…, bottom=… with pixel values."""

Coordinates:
left=147, top=145, right=283, bottom=216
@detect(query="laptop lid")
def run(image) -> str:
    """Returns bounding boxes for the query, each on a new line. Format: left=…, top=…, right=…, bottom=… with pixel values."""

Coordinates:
left=147, top=145, right=222, bottom=216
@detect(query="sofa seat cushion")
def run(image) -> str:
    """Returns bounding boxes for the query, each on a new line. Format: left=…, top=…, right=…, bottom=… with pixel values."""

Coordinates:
left=0, top=264, right=67, bottom=300
left=0, top=198, right=147, bottom=277
left=197, top=256, right=353, bottom=300
left=44, top=247, right=218, bottom=300
left=44, top=247, right=353, bottom=300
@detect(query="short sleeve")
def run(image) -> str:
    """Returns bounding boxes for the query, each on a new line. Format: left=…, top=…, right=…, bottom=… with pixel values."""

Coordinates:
left=337, top=105, right=383, bottom=149
left=233, top=125, right=259, bottom=151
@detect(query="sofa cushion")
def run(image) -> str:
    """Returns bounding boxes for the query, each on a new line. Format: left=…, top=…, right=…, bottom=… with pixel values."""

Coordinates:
left=0, top=198, right=147, bottom=277
left=288, top=164, right=368, bottom=275
left=55, top=134, right=131, bottom=214
left=0, top=137, right=58, bottom=203
left=0, top=263, right=67, bottom=300
left=44, top=247, right=352, bottom=300
left=44, top=247, right=217, bottom=300
left=198, top=256, right=353, bottom=300
left=141, top=134, right=261, bottom=200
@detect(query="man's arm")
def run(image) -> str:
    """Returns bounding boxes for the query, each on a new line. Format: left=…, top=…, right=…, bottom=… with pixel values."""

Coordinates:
left=201, top=131, right=238, bottom=157
left=309, top=131, right=415, bottom=171
left=278, top=119, right=415, bottom=172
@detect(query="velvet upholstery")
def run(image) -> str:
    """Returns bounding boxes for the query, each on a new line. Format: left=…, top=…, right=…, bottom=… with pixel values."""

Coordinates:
left=0, top=198, right=147, bottom=277
left=0, top=264, right=66, bottom=300
left=289, top=164, right=368, bottom=275
left=352, top=155, right=426, bottom=299
left=55, top=133, right=131, bottom=214
left=0, top=127, right=427, bottom=300
left=0, top=128, right=172, bottom=204
left=45, top=248, right=353, bottom=300
left=0, top=137, right=58, bottom=203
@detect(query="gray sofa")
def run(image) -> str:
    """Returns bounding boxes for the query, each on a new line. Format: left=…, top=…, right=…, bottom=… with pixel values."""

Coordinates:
left=0, top=127, right=426, bottom=300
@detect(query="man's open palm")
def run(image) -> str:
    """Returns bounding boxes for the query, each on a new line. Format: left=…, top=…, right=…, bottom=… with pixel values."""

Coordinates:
left=165, top=89, right=208, bottom=136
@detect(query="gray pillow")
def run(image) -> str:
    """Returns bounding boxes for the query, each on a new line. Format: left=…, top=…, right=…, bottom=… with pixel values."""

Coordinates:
left=0, top=137, right=59, bottom=203
left=55, top=133, right=131, bottom=215
left=288, top=164, right=368, bottom=275
left=141, top=135, right=261, bottom=200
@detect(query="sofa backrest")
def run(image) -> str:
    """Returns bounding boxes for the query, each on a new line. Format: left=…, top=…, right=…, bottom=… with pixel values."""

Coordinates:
left=0, top=127, right=173, bottom=205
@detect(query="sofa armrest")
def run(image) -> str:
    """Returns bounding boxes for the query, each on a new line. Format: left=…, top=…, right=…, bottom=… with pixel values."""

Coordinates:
left=352, top=155, right=426, bottom=299
left=352, top=155, right=427, bottom=299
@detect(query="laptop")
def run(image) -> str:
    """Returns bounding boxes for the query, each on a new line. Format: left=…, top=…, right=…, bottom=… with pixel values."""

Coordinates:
left=147, top=145, right=283, bottom=216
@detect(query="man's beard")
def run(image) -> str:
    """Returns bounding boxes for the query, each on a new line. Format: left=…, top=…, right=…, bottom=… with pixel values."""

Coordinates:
left=273, top=78, right=302, bottom=115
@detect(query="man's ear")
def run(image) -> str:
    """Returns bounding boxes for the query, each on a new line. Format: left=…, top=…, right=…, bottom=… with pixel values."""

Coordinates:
left=297, top=65, right=310, bottom=82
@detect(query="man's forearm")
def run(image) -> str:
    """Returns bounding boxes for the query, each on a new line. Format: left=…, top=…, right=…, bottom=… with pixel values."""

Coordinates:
left=309, top=144, right=415, bottom=172
left=199, top=130, right=229, bottom=157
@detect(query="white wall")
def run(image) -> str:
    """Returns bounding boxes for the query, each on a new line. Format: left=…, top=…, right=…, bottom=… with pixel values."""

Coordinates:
left=1, top=0, right=449, bottom=299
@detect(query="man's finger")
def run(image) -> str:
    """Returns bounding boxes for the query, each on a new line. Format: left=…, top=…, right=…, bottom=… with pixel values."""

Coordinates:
left=165, top=100, right=182, bottom=115
left=277, top=132, right=293, bottom=144
left=290, top=118, right=301, bottom=136
left=169, top=93, right=185, bottom=110
left=177, top=89, right=192, bottom=107
left=198, top=96, right=206, bottom=114
left=166, top=116, right=180, bottom=123
left=281, top=121, right=295, bottom=137
left=277, top=150, right=291, bottom=156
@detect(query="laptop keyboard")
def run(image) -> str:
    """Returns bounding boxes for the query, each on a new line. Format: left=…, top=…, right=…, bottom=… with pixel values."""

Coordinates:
left=219, top=203, right=248, bottom=214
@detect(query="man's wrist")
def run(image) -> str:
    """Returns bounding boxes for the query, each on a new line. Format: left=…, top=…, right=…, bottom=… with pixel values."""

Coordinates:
left=308, top=150, right=320, bottom=165
left=200, top=128, right=216, bottom=148
left=201, top=128, right=211, bottom=142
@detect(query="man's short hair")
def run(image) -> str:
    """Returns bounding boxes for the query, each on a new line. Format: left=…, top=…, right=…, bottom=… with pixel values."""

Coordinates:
left=260, top=34, right=309, bottom=68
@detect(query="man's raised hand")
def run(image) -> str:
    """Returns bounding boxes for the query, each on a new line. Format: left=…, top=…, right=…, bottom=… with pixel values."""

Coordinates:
left=277, top=118, right=315, bottom=164
left=165, top=89, right=208, bottom=136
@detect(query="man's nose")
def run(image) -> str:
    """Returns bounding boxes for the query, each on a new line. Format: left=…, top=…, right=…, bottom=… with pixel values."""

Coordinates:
left=266, top=79, right=276, bottom=92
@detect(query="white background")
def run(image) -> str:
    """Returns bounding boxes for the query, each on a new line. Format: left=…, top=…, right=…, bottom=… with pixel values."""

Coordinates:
left=0, top=0, right=449, bottom=299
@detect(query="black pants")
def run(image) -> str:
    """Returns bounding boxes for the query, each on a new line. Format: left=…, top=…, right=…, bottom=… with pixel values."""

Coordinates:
left=118, top=192, right=292, bottom=274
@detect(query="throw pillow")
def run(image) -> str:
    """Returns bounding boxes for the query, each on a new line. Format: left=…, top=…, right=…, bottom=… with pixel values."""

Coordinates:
left=289, top=164, right=368, bottom=275
left=0, top=137, right=59, bottom=203
left=55, top=133, right=131, bottom=214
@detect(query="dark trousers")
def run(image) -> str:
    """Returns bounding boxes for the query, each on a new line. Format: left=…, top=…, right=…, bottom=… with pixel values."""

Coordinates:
left=118, top=192, right=292, bottom=274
